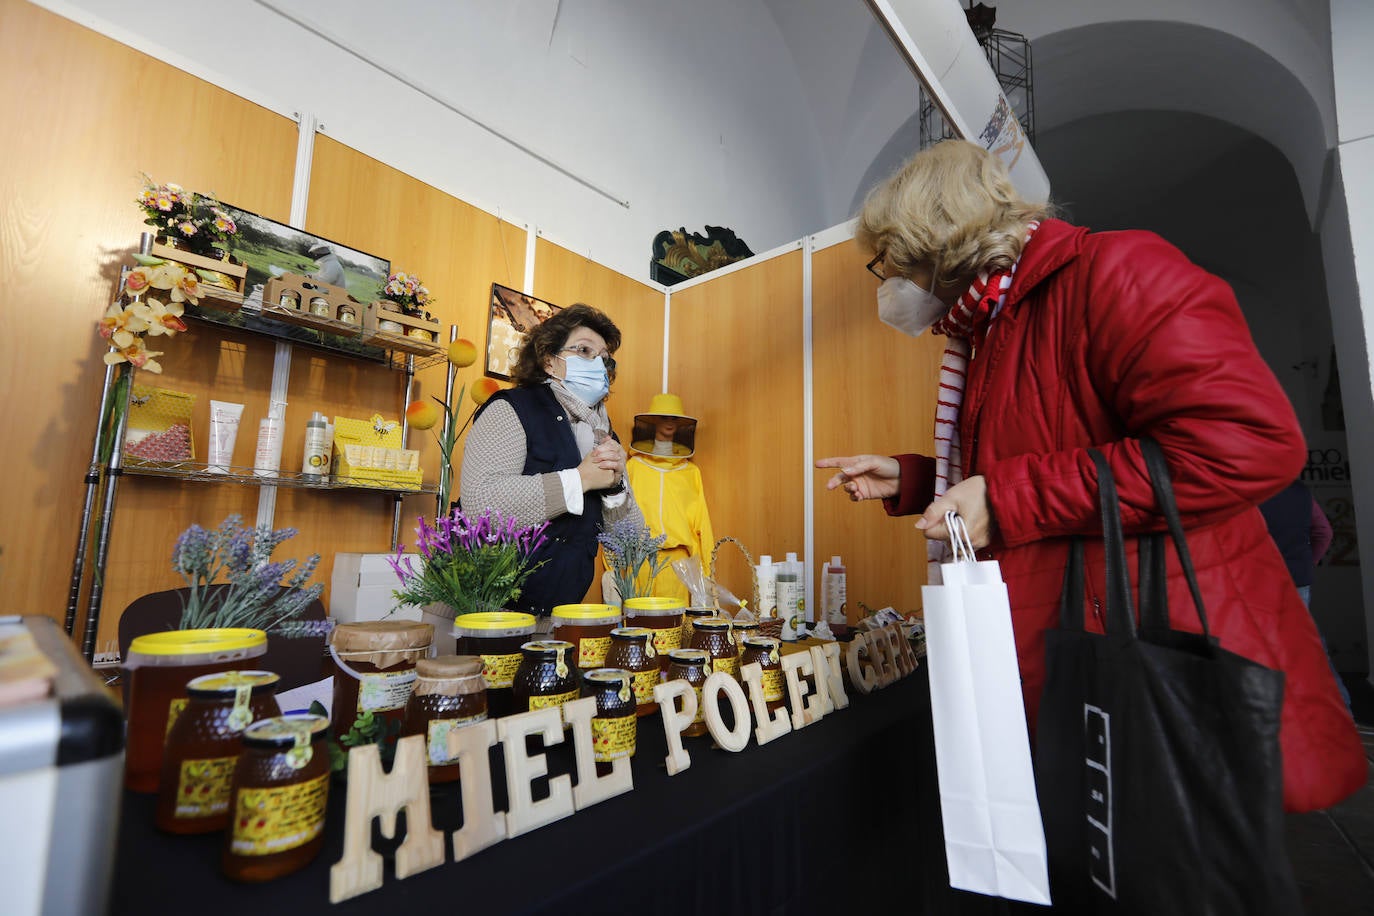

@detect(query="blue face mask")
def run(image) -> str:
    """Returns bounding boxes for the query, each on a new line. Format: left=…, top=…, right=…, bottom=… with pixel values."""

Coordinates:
left=558, top=353, right=610, bottom=405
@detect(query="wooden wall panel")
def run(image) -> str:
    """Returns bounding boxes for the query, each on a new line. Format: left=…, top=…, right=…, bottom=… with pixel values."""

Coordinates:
left=669, top=253, right=806, bottom=607
left=811, top=239, right=944, bottom=617
left=0, top=0, right=298, bottom=655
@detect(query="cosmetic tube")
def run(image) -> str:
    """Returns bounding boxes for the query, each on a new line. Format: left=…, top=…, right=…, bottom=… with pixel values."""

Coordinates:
left=253, top=400, right=287, bottom=477
left=207, top=400, right=244, bottom=474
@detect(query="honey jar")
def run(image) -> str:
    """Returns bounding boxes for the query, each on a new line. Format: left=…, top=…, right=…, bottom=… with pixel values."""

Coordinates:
left=604, top=627, right=660, bottom=717
left=621, top=597, right=684, bottom=674
left=689, top=616, right=740, bottom=680
left=680, top=605, right=718, bottom=646
left=156, top=670, right=282, bottom=834
left=402, top=655, right=487, bottom=784
left=511, top=640, right=578, bottom=715
left=730, top=618, right=760, bottom=640
left=665, top=648, right=712, bottom=737
left=222, top=714, right=330, bottom=883
left=581, top=668, right=636, bottom=773
left=123, top=628, right=268, bottom=793
left=329, top=621, right=433, bottom=740
left=740, top=636, right=785, bottom=712
left=453, top=612, right=536, bottom=718
left=551, top=603, right=622, bottom=671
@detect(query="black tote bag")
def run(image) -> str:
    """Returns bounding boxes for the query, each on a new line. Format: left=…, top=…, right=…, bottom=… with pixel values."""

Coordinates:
left=1034, top=440, right=1301, bottom=915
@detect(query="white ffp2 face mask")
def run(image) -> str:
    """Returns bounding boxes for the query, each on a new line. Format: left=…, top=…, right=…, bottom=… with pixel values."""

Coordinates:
left=876, top=276, right=949, bottom=337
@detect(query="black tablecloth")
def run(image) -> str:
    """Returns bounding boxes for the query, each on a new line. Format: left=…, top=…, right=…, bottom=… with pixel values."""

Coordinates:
left=111, top=667, right=1022, bottom=915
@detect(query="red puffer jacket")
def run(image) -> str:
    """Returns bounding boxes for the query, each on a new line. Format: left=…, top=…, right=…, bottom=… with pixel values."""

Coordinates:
left=887, top=219, right=1365, bottom=812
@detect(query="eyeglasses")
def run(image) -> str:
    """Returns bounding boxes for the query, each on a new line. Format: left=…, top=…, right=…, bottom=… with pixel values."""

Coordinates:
left=560, top=344, right=616, bottom=371
left=866, top=251, right=887, bottom=280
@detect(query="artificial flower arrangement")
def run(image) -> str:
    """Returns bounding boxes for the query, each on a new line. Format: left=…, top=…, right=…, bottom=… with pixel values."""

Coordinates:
left=598, top=517, right=671, bottom=601
left=404, top=338, right=504, bottom=514
left=172, top=514, right=328, bottom=636
left=137, top=174, right=238, bottom=257
left=382, top=270, right=435, bottom=318
left=390, top=507, right=550, bottom=617
left=100, top=260, right=202, bottom=373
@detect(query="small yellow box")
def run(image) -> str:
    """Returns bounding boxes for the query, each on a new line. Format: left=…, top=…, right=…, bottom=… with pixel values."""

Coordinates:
left=123, top=385, right=195, bottom=463
left=331, top=413, right=422, bottom=490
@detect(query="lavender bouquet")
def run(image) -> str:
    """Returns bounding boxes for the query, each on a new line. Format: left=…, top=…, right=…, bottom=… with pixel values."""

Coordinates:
left=172, top=515, right=326, bottom=635
left=598, top=517, right=669, bottom=601
left=390, top=508, right=550, bottom=614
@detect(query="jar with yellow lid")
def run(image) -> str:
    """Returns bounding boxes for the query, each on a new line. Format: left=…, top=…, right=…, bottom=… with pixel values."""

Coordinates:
left=453, top=611, right=536, bottom=718
left=328, top=621, right=433, bottom=740
left=511, top=640, right=578, bottom=716
left=689, top=616, right=740, bottom=680
left=124, top=628, right=268, bottom=793
left=156, top=670, right=282, bottom=834
left=223, top=713, right=330, bottom=882
left=665, top=648, right=712, bottom=737
left=740, top=636, right=785, bottom=712
left=581, top=668, right=636, bottom=774
left=680, top=605, right=718, bottom=646
left=604, top=627, right=660, bottom=716
left=622, top=597, right=684, bottom=674
left=550, top=603, right=622, bottom=671
left=402, top=655, right=487, bottom=784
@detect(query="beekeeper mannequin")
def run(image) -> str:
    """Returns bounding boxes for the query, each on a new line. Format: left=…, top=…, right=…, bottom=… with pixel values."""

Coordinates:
left=625, top=393, right=714, bottom=602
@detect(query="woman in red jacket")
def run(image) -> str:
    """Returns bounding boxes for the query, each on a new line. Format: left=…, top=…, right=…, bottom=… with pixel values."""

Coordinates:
left=817, top=140, right=1364, bottom=812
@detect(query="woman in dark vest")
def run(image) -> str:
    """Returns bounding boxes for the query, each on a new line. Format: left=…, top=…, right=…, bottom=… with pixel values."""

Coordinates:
left=460, top=303, right=642, bottom=617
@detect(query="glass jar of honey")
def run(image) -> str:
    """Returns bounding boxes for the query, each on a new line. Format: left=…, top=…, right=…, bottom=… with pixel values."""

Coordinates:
left=622, top=597, right=684, bottom=675
left=453, top=612, right=536, bottom=718
left=665, top=648, right=712, bottom=737
left=402, top=655, right=487, bottom=784
left=740, top=636, right=785, bottom=712
left=730, top=618, right=760, bottom=640
left=156, top=670, right=282, bottom=834
left=551, top=603, right=622, bottom=671
left=328, top=621, right=433, bottom=740
left=222, top=713, right=330, bottom=882
left=680, top=606, right=718, bottom=647
left=581, top=668, right=636, bottom=774
left=511, top=640, right=578, bottom=715
left=124, top=628, right=268, bottom=793
left=604, top=627, right=660, bottom=717
left=689, top=616, right=740, bottom=680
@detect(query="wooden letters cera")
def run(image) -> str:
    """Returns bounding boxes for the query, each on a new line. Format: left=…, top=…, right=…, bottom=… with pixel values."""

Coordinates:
left=740, top=661, right=792, bottom=745
left=815, top=642, right=850, bottom=710
left=499, top=706, right=575, bottom=838
left=654, top=679, right=698, bottom=775
left=806, top=645, right=835, bottom=716
left=330, top=736, right=445, bottom=903
left=846, top=631, right=880, bottom=694
left=782, top=650, right=819, bottom=729
left=702, top=671, right=752, bottom=752
left=448, top=718, right=506, bottom=862
left=889, top=624, right=917, bottom=676
left=563, top=697, right=634, bottom=808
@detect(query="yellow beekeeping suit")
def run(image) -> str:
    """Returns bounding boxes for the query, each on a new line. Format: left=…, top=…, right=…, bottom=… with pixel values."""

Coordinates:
left=626, top=451, right=714, bottom=602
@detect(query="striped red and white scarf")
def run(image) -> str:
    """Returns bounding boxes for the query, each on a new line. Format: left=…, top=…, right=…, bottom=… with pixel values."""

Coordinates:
left=926, top=221, right=1039, bottom=577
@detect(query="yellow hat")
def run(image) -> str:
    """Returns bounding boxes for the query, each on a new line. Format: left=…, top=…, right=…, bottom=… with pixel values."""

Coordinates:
left=631, top=392, right=697, bottom=457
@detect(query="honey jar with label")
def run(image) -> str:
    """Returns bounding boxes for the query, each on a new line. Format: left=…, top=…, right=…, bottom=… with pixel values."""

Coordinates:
left=156, top=670, right=282, bottom=834
left=621, top=597, right=684, bottom=674
left=452, top=612, right=537, bottom=718
left=680, top=606, right=718, bottom=646
left=222, top=714, right=330, bottom=882
left=551, top=603, right=622, bottom=671
left=402, top=655, right=487, bottom=784
left=604, top=627, right=660, bottom=716
left=689, top=616, right=740, bottom=680
left=581, top=668, right=636, bottom=774
left=740, top=636, right=785, bottom=712
left=329, top=621, right=433, bottom=740
left=511, top=640, right=578, bottom=715
left=665, top=648, right=712, bottom=737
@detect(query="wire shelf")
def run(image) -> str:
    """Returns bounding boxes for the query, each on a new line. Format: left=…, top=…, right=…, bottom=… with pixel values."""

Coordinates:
left=120, top=459, right=436, bottom=495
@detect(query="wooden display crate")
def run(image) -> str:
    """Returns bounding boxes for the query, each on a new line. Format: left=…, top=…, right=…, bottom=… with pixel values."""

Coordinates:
left=148, top=241, right=248, bottom=310
left=362, top=300, right=443, bottom=356
left=262, top=273, right=364, bottom=337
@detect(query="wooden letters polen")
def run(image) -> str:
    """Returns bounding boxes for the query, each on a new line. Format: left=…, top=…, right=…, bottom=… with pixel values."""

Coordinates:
left=330, top=625, right=917, bottom=903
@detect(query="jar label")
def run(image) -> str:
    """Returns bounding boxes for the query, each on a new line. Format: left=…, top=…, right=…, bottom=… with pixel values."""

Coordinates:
left=762, top=668, right=785, bottom=703
left=174, top=756, right=237, bottom=819
left=592, top=715, right=636, bottom=763
left=578, top=636, right=611, bottom=668
left=691, top=684, right=705, bottom=725
left=358, top=669, right=418, bottom=714
left=651, top=626, right=681, bottom=657
left=230, top=772, right=328, bottom=856
left=164, top=698, right=188, bottom=740
left=481, top=652, right=523, bottom=690
left=527, top=689, right=578, bottom=712
left=426, top=713, right=487, bottom=766
left=630, top=668, right=660, bottom=705
left=713, top=655, right=740, bottom=679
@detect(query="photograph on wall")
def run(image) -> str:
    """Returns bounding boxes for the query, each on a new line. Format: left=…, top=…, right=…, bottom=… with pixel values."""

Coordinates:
left=486, top=283, right=561, bottom=380
left=217, top=202, right=391, bottom=308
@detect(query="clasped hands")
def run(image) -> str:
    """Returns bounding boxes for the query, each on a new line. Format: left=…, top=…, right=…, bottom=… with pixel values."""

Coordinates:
left=578, top=436, right=627, bottom=492
left=814, top=454, right=993, bottom=549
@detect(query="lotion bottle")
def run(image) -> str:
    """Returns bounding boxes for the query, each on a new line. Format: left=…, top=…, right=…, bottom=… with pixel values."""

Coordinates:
left=822, top=556, right=848, bottom=636
left=301, top=411, right=331, bottom=477
left=252, top=400, right=286, bottom=477
left=756, top=555, right=777, bottom=618
left=778, top=552, right=803, bottom=640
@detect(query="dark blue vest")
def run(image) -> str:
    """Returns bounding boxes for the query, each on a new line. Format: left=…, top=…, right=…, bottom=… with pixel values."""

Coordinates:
left=471, top=385, right=604, bottom=616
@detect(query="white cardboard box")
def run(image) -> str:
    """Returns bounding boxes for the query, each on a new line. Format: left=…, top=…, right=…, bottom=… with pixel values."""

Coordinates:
left=330, top=553, right=421, bottom=623
left=333, top=552, right=404, bottom=589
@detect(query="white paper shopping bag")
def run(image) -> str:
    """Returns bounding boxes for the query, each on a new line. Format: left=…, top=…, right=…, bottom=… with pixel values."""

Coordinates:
left=921, top=514, right=1051, bottom=905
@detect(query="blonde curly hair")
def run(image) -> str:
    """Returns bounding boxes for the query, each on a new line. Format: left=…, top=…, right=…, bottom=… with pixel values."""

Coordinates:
left=856, top=140, right=1053, bottom=288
